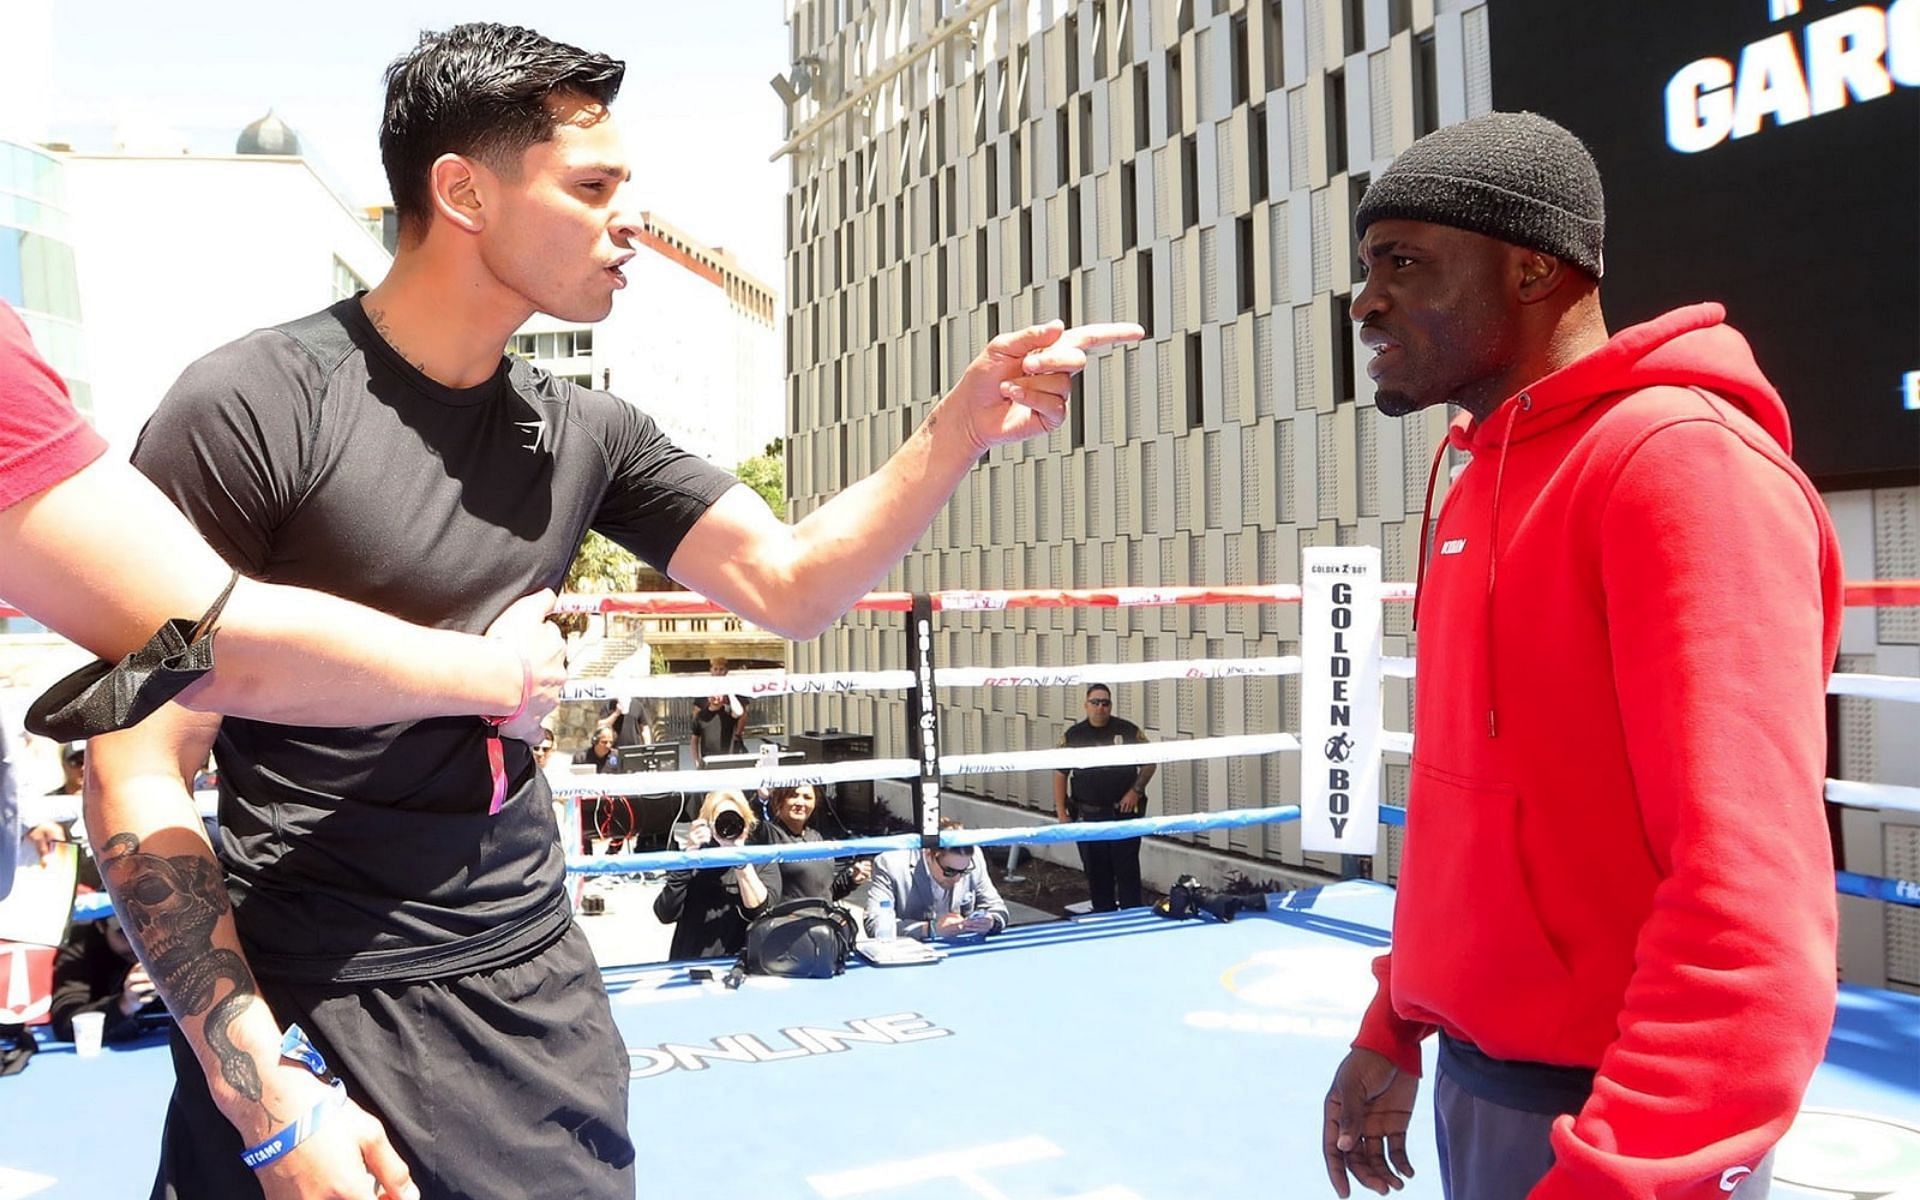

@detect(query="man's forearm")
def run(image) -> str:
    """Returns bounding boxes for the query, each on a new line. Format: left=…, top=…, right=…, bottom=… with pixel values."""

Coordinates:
left=85, top=755, right=290, bottom=1141
left=3, top=457, right=535, bottom=727
left=671, top=409, right=981, bottom=641
left=181, top=579, right=524, bottom=725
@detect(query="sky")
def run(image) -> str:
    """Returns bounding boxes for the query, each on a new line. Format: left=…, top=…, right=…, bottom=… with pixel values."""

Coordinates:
left=33, top=0, right=796, bottom=286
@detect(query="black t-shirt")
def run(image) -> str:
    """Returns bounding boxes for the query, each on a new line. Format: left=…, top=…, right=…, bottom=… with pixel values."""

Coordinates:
left=1058, top=716, right=1146, bottom=811
left=131, top=298, right=736, bottom=982
left=690, top=698, right=744, bottom=756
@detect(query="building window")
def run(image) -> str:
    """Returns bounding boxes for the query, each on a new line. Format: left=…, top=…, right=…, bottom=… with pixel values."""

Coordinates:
left=1326, top=69, right=1349, bottom=176
left=1236, top=214, right=1255, bottom=314
left=1068, top=184, right=1084, bottom=271
left=1166, top=46, right=1184, bottom=134
left=1343, top=0, right=1366, bottom=56
left=1388, top=0, right=1412, bottom=36
left=1137, top=248, right=1155, bottom=336
left=1413, top=32, right=1439, bottom=137
left=1185, top=331, right=1203, bottom=427
left=331, top=256, right=366, bottom=302
left=1333, top=294, right=1356, bottom=404
left=1057, top=104, right=1072, bottom=187
left=1065, top=11, right=1082, bottom=95
left=1134, top=64, right=1151, bottom=152
left=1264, top=0, right=1286, bottom=93
left=975, top=228, right=989, bottom=303
left=1078, top=92, right=1095, bottom=177
left=1180, top=133, right=1199, bottom=230
left=1019, top=207, right=1034, bottom=288
left=1231, top=14, right=1250, bottom=107
left=1249, top=104, right=1268, bottom=204
left=1120, top=161, right=1138, bottom=249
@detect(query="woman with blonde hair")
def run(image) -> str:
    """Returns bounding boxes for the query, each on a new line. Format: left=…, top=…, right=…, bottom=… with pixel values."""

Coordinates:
left=652, top=791, right=779, bottom=960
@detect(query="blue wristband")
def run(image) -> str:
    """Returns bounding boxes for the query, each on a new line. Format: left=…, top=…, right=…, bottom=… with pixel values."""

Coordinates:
left=238, top=1024, right=347, bottom=1170
left=239, top=1078, right=346, bottom=1170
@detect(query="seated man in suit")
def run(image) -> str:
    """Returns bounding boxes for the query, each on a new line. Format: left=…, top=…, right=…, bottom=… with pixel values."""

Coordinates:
left=864, top=818, right=1010, bottom=941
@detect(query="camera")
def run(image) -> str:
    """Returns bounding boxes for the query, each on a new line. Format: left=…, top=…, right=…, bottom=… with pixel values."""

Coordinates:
left=713, top=810, right=746, bottom=841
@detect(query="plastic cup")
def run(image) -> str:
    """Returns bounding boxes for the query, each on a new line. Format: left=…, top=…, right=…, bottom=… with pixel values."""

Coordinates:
left=72, top=1010, right=105, bottom=1058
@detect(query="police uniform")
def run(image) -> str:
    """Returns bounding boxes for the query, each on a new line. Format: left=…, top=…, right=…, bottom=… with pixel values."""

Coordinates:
left=1058, top=716, right=1148, bottom=911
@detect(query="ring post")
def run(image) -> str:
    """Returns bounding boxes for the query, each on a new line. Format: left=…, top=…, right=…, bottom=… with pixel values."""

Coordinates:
left=1299, top=546, right=1384, bottom=859
left=906, top=592, right=943, bottom=849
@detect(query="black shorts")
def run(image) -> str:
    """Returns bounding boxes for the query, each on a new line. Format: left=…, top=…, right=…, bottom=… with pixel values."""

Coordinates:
left=150, top=923, right=634, bottom=1199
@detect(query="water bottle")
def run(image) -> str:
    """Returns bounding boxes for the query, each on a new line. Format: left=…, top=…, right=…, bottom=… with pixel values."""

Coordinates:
left=871, top=892, right=896, bottom=941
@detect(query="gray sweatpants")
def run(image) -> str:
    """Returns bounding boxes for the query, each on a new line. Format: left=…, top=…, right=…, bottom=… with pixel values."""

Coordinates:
left=1434, top=1063, right=1773, bottom=1199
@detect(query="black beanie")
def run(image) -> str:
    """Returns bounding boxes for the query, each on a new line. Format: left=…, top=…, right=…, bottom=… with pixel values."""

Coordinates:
left=1354, top=111, right=1605, bottom=278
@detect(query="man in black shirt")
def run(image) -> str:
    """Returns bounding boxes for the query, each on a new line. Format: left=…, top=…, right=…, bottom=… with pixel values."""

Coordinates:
left=86, top=22, right=1139, bottom=1200
left=1054, top=684, right=1157, bottom=912
left=689, top=657, right=747, bottom=765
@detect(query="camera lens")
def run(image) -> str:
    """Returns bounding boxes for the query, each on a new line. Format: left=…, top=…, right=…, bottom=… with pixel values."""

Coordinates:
left=713, top=811, right=745, bottom=840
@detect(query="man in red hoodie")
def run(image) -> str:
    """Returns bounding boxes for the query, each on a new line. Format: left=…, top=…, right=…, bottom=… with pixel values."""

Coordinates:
left=1319, top=112, right=1843, bottom=1200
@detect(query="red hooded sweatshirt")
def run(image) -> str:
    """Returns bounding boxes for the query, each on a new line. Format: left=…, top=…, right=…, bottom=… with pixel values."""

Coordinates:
left=1352, top=304, right=1843, bottom=1199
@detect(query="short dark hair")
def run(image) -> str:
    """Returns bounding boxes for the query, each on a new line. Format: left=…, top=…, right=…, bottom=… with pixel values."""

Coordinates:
left=380, top=23, right=625, bottom=231
left=1086, top=684, right=1113, bottom=698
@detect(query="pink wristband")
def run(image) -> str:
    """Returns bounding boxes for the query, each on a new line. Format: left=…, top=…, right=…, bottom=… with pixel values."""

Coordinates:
left=485, top=648, right=533, bottom=728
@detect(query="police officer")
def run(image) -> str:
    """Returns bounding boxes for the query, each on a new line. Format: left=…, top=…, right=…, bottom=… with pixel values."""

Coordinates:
left=1054, top=684, right=1155, bottom=911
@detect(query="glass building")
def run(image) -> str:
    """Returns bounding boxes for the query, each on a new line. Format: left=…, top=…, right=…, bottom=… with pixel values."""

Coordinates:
left=0, top=137, right=88, bottom=414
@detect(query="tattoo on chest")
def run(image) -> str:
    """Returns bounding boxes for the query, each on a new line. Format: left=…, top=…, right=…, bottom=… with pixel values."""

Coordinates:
left=99, top=832, right=264, bottom=1102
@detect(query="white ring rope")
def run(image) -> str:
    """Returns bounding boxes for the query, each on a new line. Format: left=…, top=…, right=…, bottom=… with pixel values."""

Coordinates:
left=942, top=732, right=1302, bottom=776
left=551, top=757, right=921, bottom=798
left=562, top=656, right=1313, bottom=703
left=549, top=734, right=1307, bottom=798
left=1829, top=673, right=1920, bottom=704
left=935, top=657, right=1302, bottom=688
left=1825, top=779, right=1920, bottom=815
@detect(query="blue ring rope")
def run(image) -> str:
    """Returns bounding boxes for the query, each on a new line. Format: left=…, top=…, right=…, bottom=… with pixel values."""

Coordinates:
left=66, top=803, right=1918, bottom=917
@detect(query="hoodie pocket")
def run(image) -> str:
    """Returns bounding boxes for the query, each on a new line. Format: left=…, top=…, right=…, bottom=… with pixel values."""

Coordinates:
left=1395, top=761, right=1576, bottom=1052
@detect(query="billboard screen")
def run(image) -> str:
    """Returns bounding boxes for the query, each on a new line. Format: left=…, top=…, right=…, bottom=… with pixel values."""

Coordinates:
left=1487, top=0, right=1918, bottom=487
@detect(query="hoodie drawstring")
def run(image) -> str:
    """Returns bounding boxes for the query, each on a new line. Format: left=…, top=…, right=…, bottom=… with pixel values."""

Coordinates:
left=1411, top=436, right=1450, bottom=631
left=1483, top=393, right=1531, bottom=738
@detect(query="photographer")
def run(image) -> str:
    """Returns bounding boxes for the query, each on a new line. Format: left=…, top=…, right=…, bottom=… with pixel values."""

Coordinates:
left=652, top=791, right=778, bottom=960
left=752, top=784, right=871, bottom=904
left=50, top=914, right=168, bottom=1044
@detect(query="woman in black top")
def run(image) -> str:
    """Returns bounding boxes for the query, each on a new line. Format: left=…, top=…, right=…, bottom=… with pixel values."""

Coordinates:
left=652, top=791, right=778, bottom=960
left=753, top=784, right=872, bottom=904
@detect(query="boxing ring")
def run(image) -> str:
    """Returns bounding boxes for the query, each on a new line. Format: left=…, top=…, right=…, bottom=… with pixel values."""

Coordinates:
left=6, top=571, right=1920, bottom=1198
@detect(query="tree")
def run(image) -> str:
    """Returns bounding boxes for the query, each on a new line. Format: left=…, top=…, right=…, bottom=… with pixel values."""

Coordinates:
left=735, top=453, right=786, bottom=520
left=565, top=530, right=640, bottom=594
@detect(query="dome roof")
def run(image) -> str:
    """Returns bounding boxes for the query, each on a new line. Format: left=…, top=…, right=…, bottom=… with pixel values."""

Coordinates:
left=236, top=110, right=300, bottom=156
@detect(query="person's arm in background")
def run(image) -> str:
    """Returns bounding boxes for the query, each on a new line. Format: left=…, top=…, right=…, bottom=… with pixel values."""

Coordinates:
left=733, top=859, right=775, bottom=916
left=652, top=871, right=696, bottom=925
left=1121, top=730, right=1156, bottom=814
left=1534, top=422, right=1842, bottom=1200
left=1053, top=768, right=1071, bottom=822
left=967, top=862, right=1010, bottom=933
left=48, top=927, right=132, bottom=1043
left=0, top=456, right=564, bottom=737
left=670, top=322, right=1141, bottom=639
left=864, top=853, right=918, bottom=939
left=86, top=707, right=419, bottom=1200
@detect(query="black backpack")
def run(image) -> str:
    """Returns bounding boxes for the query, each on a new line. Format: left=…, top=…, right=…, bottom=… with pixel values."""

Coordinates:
left=729, top=898, right=857, bottom=984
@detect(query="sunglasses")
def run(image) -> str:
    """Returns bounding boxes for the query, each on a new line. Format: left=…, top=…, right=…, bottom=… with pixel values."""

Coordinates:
left=1087, top=697, right=1112, bottom=706
left=934, top=853, right=975, bottom=875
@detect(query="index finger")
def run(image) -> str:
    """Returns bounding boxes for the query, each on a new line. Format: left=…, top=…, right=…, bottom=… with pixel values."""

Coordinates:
left=1323, top=1110, right=1354, bottom=1199
left=1059, top=322, right=1145, bottom=353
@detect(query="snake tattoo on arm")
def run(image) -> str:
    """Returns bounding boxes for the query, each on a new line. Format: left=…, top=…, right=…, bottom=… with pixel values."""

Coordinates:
left=98, top=832, right=264, bottom=1102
